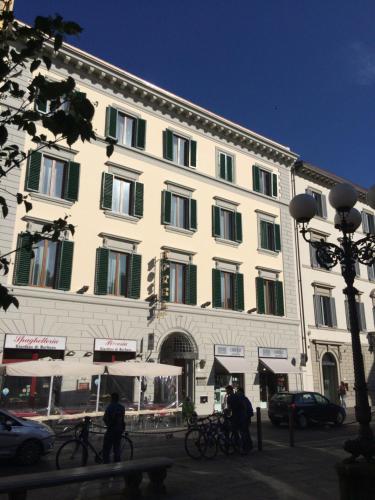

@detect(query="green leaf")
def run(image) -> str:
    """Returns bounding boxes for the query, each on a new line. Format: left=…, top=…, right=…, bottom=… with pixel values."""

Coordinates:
left=106, top=143, right=114, bottom=157
left=42, top=55, right=51, bottom=70
left=16, top=193, right=23, bottom=204
left=30, top=59, right=41, bottom=72
left=54, top=34, right=63, bottom=52
left=0, top=125, right=8, bottom=146
left=0, top=196, right=8, bottom=218
left=24, top=200, right=32, bottom=212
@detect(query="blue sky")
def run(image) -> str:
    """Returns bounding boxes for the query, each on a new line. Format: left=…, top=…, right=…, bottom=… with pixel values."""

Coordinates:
left=15, top=0, right=375, bottom=188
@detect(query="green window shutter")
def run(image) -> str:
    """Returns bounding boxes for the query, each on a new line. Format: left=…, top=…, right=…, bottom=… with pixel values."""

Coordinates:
left=212, top=206, right=221, bottom=237
left=25, top=151, right=42, bottom=192
left=94, top=247, right=109, bottom=295
left=234, top=273, right=244, bottom=311
left=190, top=140, right=197, bottom=167
left=100, top=172, right=113, bottom=210
left=105, top=106, right=117, bottom=139
left=274, top=224, right=281, bottom=251
left=160, top=259, right=170, bottom=302
left=235, top=212, right=243, bottom=243
left=219, top=153, right=226, bottom=179
left=13, top=233, right=33, bottom=286
left=35, top=96, right=47, bottom=113
left=55, top=240, right=74, bottom=291
left=275, top=281, right=285, bottom=316
left=163, top=130, right=174, bottom=160
left=260, top=220, right=268, bottom=249
left=128, top=253, right=142, bottom=299
left=253, top=165, right=260, bottom=192
left=227, top=156, right=233, bottom=182
left=256, top=277, right=265, bottom=314
left=189, top=198, right=197, bottom=231
left=135, top=118, right=146, bottom=149
left=272, top=173, right=278, bottom=197
left=161, top=190, right=172, bottom=224
left=64, top=161, right=80, bottom=202
left=185, top=264, right=197, bottom=305
left=133, top=182, right=144, bottom=218
left=212, top=268, right=222, bottom=308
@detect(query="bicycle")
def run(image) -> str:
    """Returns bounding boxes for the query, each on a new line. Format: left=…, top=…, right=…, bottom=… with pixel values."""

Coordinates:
left=56, top=417, right=133, bottom=469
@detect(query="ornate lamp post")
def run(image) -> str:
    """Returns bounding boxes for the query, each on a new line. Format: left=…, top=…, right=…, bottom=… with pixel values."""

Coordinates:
left=290, top=183, right=375, bottom=462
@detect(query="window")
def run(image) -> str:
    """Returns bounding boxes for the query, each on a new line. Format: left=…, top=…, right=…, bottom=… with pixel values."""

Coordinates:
left=161, top=191, right=197, bottom=231
left=253, top=165, right=278, bottom=197
left=294, top=393, right=315, bottom=405
left=259, top=220, right=281, bottom=252
left=309, top=234, right=328, bottom=269
left=314, top=394, right=329, bottom=405
left=25, top=151, right=80, bottom=202
left=313, top=289, right=337, bottom=327
left=362, top=211, right=375, bottom=234
left=256, top=277, right=284, bottom=316
left=105, top=106, right=146, bottom=150
left=107, top=251, right=129, bottom=296
left=101, top=173, right=144, bottom=219
left=13, top=233, right=74, bottom=291
left=95, top=248, right=142, bottom=299
left=36, top=95, right=70, bottom=114
left=307, top=189, right=327, bottom=218
left=345, top=297, right=367, bottom=332
left=218, top=152, right=234, bottom=182
left=212, top=205, right=242, bottom=243
left=160, top=259, right=197, bottom=305
left=212, top=268, right=244, bottom=311
left=163, top=129, right=197, bottom=167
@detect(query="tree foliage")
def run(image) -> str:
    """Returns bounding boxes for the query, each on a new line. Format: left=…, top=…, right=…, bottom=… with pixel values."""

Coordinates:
left=0, top=12, right=115, bottom=311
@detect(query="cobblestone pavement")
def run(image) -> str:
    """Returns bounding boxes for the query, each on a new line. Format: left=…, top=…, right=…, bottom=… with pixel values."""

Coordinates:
left=0, top=409, right=368, bottom=500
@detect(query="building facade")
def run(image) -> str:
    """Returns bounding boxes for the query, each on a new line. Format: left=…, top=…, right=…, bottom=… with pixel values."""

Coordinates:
left=0, top=42, right=303, bottom=414
left=293, top=161, right=375, bottom=408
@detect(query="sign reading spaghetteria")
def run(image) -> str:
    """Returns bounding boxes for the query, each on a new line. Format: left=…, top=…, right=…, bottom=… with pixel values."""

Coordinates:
left=214, top=344, right=245, bottom=357
left=4, top=334, right=66, bottom=350
left=94, top=339, right=137, bottom=352
left=258, top=347, right=288, bottom=359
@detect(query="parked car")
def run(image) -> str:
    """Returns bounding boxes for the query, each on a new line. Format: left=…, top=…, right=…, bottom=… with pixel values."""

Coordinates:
left=0, top=409, right=55, bottom=465
left=268, top=391, right=346, bottom=428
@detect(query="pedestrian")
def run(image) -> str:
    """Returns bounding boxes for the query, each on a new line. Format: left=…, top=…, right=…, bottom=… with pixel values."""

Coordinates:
left=182, top=395, right=195, bottom=423
left=102, top=392, right=125, bottom=463
left=236, top=387, right=254, bottom=452
left=225, top=385, right=243, bottom=449
left=338, top=381, right=347, bottom=408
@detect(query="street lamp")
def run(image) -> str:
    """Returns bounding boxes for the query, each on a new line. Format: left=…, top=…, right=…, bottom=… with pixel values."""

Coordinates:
left=290, top=183, right=375, bottom=462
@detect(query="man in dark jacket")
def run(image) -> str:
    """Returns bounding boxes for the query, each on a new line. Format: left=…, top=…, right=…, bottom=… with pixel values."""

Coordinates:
left=102, top=392, right=125, bottom=463
left=236, top=387, right=253, bottom=452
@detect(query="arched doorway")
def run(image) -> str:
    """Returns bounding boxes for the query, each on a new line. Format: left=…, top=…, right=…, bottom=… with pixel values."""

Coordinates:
left=322, top=352, right=339, bottom=403
left=159, top=333, right=197, bottom=403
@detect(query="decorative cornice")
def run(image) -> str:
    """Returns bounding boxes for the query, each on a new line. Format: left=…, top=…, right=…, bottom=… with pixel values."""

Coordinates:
left=294, top=161, right=368, bottom=204
left=43, top=43, right=298, bottom=167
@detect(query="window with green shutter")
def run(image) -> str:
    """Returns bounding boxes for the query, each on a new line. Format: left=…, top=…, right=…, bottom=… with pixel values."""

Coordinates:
left=100, top=173, right=143, bottom=219
left=56, top=240, right=74, bottom=290
left=257, top=276, right=285, bottom=316
left=218, top=152, right=234, bottom=182
left=185, top=263, right=197, bottom=305
left=259, top=220, right=281, bottom=252
left=13, top=233, right=33, bottom=286
left=163, top=129, right=197, bottom=167
left=64, top=161, right=80, bottom=202
left=253, top=165, right=277, bottom=197
left=25, top=151, right=42, bottom=192
left=275, top=281, right=284, bottom=316
left=189, top=198, right=197, bottom=231
left=101, top=173, right=114, bottom=210
left=128, top=253, right=142, bottom=299
left=161, top=190, right=172, bottom=225
left=94, top=247, right=109, bottom=295
left=212, top=268, right=222, bottom=308
left=212, top=205, right=241, bottom=243
left=212, top=206, right=221, bottom=237
left=105, top=106, right=146, bottom=149
left=256, top=277, right=265, bottom=314
left=235, top=212, right=243, bottom=243
left=133, top=182, right=144, bottom=218
left=234, top=273, right=244, bottom=311
left=135, top=119, right=146, bottom=149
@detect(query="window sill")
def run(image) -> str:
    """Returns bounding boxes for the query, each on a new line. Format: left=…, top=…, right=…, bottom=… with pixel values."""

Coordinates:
left=253, top=190, right=277, bottom=200
left=29, top=192, right=74, bottom=208
left=165, top=225, right=195, bottom=237
left=257, top=248, right=279, bottom=256
left=214, top=237, right=240, bottom=247
left=217, top=176, right=235, bottom=185
left=165, top=158, right=195, bottom=169
left=104, top=211, right=140, bottom=224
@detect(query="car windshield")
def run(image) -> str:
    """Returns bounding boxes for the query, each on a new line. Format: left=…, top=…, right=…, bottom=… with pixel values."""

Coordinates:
left=271, top=393, right=293, bottom=403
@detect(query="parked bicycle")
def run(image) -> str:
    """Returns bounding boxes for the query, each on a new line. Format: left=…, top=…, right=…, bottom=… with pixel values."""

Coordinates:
left=56, top=416, right=133, bottom=469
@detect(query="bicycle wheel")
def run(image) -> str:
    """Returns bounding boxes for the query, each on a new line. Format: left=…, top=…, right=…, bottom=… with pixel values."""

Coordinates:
left=56, top=439, right=88, bottom=469
left=217, top=432, right=235, bottom=456
left=184, top=428, right=206, bottom=459
left=120, top=435, right=134, bottom=460
left=202, top=434, right=218, bottom=459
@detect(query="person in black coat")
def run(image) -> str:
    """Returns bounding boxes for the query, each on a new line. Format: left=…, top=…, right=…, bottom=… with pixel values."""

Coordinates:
left=102, top=392, right=125, bottom=463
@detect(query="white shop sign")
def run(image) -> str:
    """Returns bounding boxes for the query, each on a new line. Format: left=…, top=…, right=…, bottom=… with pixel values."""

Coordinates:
left=214, top=345, right=245, bottom=357
left=4, top=334, right=66, bottom=351
left=258, top=347, right=288, bottom=359
left=94, top=339, right=137, bottom=352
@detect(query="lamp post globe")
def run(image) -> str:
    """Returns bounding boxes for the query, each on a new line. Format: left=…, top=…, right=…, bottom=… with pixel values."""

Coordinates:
left=289, top=193, right=317, bottom=223
left=367, top=184, right=375, bottom=210
left=334, top=207, right=362, bottom=233
left=328, top=183, right=358, bottom=211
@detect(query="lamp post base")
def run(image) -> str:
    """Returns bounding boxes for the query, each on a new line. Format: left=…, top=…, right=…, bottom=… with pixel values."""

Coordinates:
left=336, top=461, right=375, bottom=500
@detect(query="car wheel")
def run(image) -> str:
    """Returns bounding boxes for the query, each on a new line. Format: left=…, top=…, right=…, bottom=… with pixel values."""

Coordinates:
left=297, top=413, right=308, bottom=429
left=16, top=440, right=42, bottom=466
left=334, top=411, right=345, bottom=427
left=270, top=418, right=281, bottom=427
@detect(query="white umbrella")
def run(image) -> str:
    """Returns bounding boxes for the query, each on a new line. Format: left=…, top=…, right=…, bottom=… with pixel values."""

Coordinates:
left=0, top=360, right=105, bottom=377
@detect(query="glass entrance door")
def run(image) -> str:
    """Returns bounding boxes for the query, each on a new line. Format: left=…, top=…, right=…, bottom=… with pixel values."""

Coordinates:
left=322, top=353, right=339, bottom=403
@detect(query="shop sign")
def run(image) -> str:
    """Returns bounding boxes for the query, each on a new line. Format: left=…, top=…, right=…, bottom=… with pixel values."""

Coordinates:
left=214, top=345, right=245, bottom=357
left=4, top=334, right=66, bottom=351
left=258, top=347, right=288, bottom=359
left=94, top=339, right=137, bottom=352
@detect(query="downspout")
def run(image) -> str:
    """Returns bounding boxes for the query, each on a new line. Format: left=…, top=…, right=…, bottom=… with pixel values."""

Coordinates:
left=291, top=163, right=308, bottom=365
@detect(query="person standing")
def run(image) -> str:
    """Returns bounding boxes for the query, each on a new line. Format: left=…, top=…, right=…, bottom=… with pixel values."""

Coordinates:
left=338, top=381, right=347, bottom=408
left=102, top=392, right=125, bottom=463
left=236, top=387, right=253, bottom=452
left=225, top=385, right=242, bottom=443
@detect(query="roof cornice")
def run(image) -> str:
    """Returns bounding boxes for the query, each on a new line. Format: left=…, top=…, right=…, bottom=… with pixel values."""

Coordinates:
left=294, top=160, right=368, bottom=203
left=43, top=43, right=298, bottom=167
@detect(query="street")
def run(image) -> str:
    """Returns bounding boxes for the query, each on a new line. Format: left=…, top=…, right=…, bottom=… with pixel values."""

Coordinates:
left=0, top=410, right=364, bottom=500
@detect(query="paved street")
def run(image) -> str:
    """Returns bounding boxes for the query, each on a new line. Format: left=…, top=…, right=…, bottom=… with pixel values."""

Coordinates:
left=0, top=410, right=367, bottom=500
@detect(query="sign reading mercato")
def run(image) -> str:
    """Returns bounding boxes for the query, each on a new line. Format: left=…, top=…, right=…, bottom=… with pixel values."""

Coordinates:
left=214, top=345, right=245, bottom=357
left=94, top=339, right=137, bottom=353
left=258, top=347, right=288, bottom=359
left=4, top=334, right=66, bottom=351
